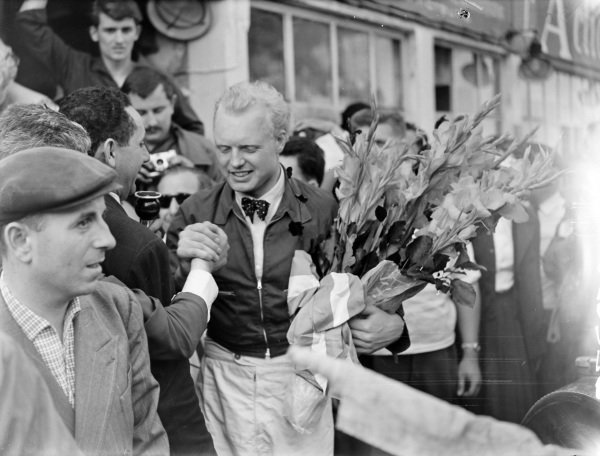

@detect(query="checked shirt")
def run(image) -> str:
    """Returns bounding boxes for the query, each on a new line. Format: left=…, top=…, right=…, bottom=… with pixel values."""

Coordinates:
left=0, top=276, right=80, bottom=407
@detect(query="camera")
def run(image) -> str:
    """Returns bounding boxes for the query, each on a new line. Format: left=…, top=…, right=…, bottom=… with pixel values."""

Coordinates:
left=149, top=149, right=177, bottom=176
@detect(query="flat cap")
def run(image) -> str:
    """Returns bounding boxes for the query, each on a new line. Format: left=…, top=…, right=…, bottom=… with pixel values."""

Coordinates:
left=0, top=147, right=120, bottom=223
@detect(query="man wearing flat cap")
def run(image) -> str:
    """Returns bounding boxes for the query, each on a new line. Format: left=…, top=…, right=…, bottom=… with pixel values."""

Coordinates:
left=0, top=147, right=168, bottom=455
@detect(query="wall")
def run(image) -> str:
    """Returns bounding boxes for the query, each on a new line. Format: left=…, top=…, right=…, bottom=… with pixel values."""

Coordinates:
left=185, top=0, right=251, bottom=138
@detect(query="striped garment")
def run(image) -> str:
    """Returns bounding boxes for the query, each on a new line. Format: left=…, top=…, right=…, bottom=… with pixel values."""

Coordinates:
left=0, top=277, right=80, bottom=407
left=287, top=250, right=366, bottom=392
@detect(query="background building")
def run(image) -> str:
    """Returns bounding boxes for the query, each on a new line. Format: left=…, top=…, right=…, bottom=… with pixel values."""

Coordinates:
left=2, top=0, right=600, bottom=155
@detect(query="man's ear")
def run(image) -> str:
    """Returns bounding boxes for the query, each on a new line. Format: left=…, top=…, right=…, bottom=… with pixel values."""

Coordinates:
left=96, top=138, right=117, bottom=168
left=170, top=94, right=178, bottom=109
left=89, top=26, right=99, bottom=43
left=134, top=24, right=141, bottom=41
left=307, top=178, right=320, bottom=187
left=4, top=223, right=33, bottom=263
left=275, top=131, right=288, bottom=153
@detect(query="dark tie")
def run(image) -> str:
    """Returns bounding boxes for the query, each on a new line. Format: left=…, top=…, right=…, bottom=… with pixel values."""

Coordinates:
left=241, top=197, right=270, bottom=222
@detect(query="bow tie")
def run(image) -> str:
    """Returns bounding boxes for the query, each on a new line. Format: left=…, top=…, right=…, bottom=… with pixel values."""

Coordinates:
left=241, top=197, right=270, bottom=222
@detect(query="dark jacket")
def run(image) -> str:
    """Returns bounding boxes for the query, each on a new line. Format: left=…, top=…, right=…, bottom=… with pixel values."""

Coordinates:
left=16, top=8, right=204, bottom=134
left=151, top=124, right=222, bottom=182
left=472, top=207, right=546, bottom=362
left=167, top=174, right=338, bottom=358
left=102, top=195, right=213, bottom=455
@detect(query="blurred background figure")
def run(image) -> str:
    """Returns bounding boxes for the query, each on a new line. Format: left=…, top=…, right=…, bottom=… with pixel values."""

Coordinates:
left=471, top=193, right=544, bottom=423
left=123, top=66, right=222, bottom=187
left=279, top=137, right=325, bottom=187
left=537, top=149, right=600, bottom=395
left=154, top=166, right=216, bottom=238
left=0, top=38, right=56, bottom=111
left=15, top=0, right=203, bottom=132
left=349, top=108, right=406, bottom=148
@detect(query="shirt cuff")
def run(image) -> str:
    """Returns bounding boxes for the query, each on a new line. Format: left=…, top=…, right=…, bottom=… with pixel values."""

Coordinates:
left=182, top=269, right=218, bottom=321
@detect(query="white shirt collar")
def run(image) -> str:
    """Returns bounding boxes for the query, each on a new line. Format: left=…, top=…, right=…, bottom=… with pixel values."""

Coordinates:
left=109, top=192, right=121, bottom=204
left=235, top=167, right=285, bottom=224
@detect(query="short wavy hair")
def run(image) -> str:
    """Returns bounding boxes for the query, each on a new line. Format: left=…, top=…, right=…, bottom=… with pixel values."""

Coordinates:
left=122, top=66, right=176, bottom=100
left=91, top=0, right=142, bottom=26
left=59, top=87, right=134, bottom=156
left=214, top=80, right=290, bottom=140
left=0, top=104, right=91, bottom=160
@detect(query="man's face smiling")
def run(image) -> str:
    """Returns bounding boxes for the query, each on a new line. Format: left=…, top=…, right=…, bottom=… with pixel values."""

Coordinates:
left=28, top=197, right=116, bottom=301
left=214, top=104, right=285, bottom=198
left=90, top=13, right=140, bottom=64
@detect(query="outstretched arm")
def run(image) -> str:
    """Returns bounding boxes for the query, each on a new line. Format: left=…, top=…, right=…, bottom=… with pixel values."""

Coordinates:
left=456, top=282, right=481, bottom=397
left=17, top=0, right=89, bottom=88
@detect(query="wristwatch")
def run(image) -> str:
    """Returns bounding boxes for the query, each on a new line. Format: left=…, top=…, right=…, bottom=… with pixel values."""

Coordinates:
left=461, top=342, right=481, bottom=353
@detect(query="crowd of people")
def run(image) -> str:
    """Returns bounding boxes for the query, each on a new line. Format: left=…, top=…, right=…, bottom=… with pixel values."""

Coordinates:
left=0, top=0, right=597, bottom=455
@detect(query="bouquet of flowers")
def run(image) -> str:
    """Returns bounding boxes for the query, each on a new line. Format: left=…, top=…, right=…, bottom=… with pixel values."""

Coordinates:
left=312, top=95, right=559, bottom=309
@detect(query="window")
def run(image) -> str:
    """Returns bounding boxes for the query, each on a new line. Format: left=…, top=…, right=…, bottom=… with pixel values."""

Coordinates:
left=293, top=17, right=331, bottom=103
left=434, top=44, right=500, bottom=134
left=249, top=5, right=404, bottom=118
left=338, top=27, right=369, bottom=106
left=248, top=9, right=285, bottom=94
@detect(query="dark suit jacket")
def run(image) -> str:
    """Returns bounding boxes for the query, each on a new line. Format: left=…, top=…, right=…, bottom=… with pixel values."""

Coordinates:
left=472, top=208, right=546, bottom=362
left=102, top=195, right=211, bottom=454
left=103, top=195, right=175, bottom=308
left=0, top=281, right=168, bottom=456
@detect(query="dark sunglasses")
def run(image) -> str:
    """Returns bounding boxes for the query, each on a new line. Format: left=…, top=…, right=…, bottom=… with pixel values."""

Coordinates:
left=159, top=193, right=191, bottom=208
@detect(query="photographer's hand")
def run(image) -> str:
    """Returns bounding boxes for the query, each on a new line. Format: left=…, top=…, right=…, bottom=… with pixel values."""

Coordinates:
left=177, top=222, right=229, bottom=272
left=168, top=154, right=195, bottom=168
left=137, top=162, right=155, bottom=185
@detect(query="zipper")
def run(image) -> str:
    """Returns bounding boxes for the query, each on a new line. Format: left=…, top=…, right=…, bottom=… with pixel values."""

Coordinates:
left=234, top=205, right=272, bottom=359
left=257, top=279, right=271, bottom=358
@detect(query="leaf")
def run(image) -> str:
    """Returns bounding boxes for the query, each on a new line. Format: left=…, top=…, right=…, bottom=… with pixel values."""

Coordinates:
left=454, top=260, right=487, bottom=272
left=498, top=202, right=529, bottom=223
left=394, top=282, right=428, bottom=303
left=450, top=279, right=476, bottom=307
left=375, top=205, right=387, bottom=222
left=406, top=235, right=433, bottom=266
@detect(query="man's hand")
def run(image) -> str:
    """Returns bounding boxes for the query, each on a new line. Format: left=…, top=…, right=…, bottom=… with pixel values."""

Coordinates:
left=137, top=162, right=156, bottom=186
left=457, top=355, right=481, bottom=397
left=349, top=304, right=405, bottom=354
left=177, top=222, right=228, bottom=272
left=168, top=154, right=194, bottom=168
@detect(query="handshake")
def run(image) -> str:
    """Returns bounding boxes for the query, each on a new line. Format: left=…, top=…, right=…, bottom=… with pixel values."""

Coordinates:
left=177, top=221, right=229, bottom=274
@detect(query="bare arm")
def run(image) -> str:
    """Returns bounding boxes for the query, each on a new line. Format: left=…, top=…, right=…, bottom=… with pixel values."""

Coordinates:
left=5, top=81, right=57, bottom=109
left=456, top=281, right=482, bottom=397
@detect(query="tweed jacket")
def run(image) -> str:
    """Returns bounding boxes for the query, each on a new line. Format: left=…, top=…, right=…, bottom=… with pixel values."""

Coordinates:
left=0, top=281, right=168, bottom=456
left=0, top=332, right=84, bottom=456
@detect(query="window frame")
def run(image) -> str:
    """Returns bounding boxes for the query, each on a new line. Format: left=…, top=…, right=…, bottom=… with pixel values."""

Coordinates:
left=250, top=1, right=408, bottom=120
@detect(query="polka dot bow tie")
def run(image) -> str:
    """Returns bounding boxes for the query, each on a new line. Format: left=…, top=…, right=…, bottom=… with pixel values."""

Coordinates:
left=241, top=197, right=270, bottom=222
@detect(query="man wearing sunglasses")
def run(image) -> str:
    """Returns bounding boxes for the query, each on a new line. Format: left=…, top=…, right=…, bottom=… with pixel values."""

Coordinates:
left=156, top=166, right=215, bottom=238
